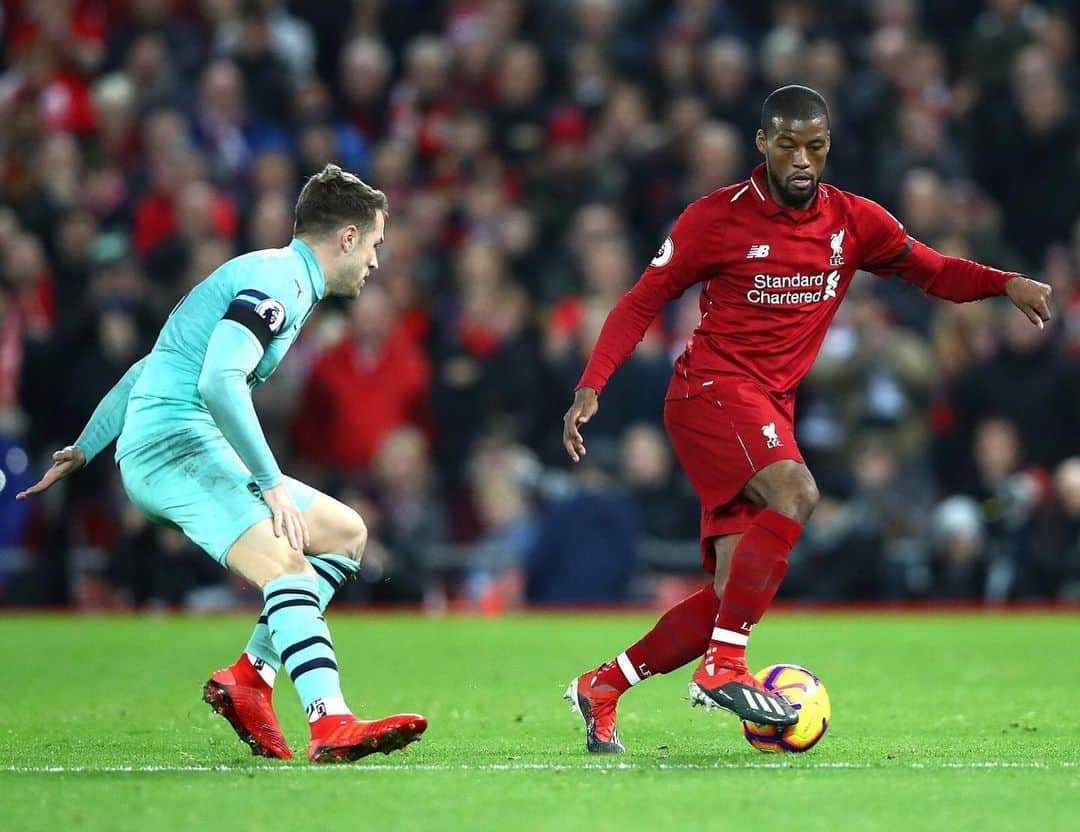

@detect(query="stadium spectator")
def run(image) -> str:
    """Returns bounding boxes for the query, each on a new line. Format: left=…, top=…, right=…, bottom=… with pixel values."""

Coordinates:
left=430, top=241, right=542, bottom=481
left=491, top=41, right=549, bottom=166
left=525, top=453, right=638, bottom=605
left=463, top=437, right=539, bottom=609
left=367, top=426, right=444, bottom=602
left=804, top=287, right=938, bottom=459
left=700, top=37, right=758, bottom=140
left=106, top=0, right=205, bottom=84
left=245, top=193, right=293, bottom=251
left=108, top=504, right=221, bottom=609
left=214, top=0, right=317, bottom=85
left=292, top=283, right=431, bottom=474
left=968, top=417, right=1050, bottom=600
left=1042, top=458, right=1080, bottom=600
left=619, top=422, right=698, bottom=541
left=340, top=36, right=393, bottom=142
left=390, top=36, right=454, bottom=160
left=949, top=303, right=1080, bottom=479
left=928, top=495, right=988, bottom=599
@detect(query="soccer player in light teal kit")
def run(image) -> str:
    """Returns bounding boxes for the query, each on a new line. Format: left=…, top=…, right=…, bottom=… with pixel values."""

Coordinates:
left=18, top=165, right=427, bottom=763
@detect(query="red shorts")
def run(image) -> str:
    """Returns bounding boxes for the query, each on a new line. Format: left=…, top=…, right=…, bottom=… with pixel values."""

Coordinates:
left=663, top=377, right=804, bottom=573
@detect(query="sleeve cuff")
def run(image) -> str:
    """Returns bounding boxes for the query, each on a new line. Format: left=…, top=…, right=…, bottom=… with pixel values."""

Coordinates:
left=72, top=439, right=99, bottom=466
left=575, top=374, right=605, bottom=396
left=997, top=272, right=1018, bottom=294
left=255, top=472, right=284, bottom=492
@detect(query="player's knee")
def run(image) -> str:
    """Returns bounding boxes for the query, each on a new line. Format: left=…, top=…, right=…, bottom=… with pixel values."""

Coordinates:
left=783, top=476, right=819, bottom=522
left=764, top=471, right=819, bottom=523
left=341, top=512, right=368, bottom=564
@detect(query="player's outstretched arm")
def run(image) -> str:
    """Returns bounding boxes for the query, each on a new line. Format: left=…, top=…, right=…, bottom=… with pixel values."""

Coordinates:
left=197, top=320, right=309, bottom=550
left=576, top=205, right=710, bottom=396
left=899, top=242, right=1052, bottom=324
left=857, top=197, right=1052, bottom=325
left=566, top=199, right=713, bottom=461
left=17, top=355, right=148, bottom=500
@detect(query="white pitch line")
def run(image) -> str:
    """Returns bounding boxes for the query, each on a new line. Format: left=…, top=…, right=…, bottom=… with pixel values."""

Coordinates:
left=1, top=761, right=1077, bottom=774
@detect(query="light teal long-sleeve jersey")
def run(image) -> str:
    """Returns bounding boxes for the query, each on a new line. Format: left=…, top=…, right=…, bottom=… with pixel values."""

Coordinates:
left=76, top=238, right=325, bottom=491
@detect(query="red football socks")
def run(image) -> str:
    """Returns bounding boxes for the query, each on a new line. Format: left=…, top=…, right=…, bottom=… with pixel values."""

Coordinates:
left=711, top=509, right=803, bottom=660
left=592, top=584, right=720, bottom=693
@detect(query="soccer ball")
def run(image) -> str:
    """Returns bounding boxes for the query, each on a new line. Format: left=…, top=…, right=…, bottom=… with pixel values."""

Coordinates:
left=742, top=664, right=830, bottom=753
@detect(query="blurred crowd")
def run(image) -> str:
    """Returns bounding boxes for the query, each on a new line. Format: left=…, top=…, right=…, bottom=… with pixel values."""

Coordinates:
left=0, top=0, right=1078, bottom=610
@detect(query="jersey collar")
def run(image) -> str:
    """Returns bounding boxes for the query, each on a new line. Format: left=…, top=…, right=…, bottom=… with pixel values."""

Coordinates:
left=289, top=238, right=326, bottom=300
left=749, top=163, right=825, bottom=221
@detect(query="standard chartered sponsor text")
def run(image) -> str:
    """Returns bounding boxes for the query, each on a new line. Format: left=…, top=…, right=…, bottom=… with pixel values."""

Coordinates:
left=747, top=271, right=837, bottom=305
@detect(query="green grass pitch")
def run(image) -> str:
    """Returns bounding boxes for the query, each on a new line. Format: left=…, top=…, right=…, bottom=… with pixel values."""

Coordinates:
left=3, top=611, right=1078, bottom=831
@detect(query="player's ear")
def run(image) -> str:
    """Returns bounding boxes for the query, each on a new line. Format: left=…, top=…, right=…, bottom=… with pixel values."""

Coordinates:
left=341, top=224, right=358, bottom=253
left=755, top=128, right=767, bottom=155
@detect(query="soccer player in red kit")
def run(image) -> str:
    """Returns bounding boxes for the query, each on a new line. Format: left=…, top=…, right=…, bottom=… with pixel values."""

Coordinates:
left=562, top=85, right=1053, bottom=752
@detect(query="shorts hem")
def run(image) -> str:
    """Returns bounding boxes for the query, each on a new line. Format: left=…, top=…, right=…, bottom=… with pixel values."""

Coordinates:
left=212, top=510, right=272, bottom=567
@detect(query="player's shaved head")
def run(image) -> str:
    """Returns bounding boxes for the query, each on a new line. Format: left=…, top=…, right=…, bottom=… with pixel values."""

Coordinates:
left=755, top=85, right=831, bottom=209
left=760, top=85, right=830, bottom=134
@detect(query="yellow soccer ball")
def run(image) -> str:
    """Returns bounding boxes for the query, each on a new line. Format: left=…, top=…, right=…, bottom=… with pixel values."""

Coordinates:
left=742, top=664, right=831, bottom=753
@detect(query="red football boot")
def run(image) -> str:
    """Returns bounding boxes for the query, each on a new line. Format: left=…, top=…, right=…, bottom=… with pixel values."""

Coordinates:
left=202, top=656, right=293, bottom=760
left=308, top=713, right=428, bottom=764
left=564, top=670, right=625, bottom=753
left=688, top=648, right=797, bottom=726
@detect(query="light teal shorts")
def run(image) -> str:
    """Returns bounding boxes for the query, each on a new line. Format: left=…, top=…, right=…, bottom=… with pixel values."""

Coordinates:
left=117, top=428, right=317, bottom=566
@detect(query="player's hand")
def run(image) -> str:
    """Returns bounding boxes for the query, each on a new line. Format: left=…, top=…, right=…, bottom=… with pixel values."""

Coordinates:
left=16, top=446, right=86, bottom=500
left=1005, top=276, right=1052, bottom=329
left=563, top=387, right=599, bottom=463
left=262, top=483, right=310, bottom=551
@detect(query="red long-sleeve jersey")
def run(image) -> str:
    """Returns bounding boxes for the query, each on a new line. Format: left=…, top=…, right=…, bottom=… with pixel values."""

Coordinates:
left=578, top=164, right=1015, bottom=399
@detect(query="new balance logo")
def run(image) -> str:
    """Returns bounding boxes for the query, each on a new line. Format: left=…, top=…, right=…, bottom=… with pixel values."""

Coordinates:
left=762, top=422, right=782, bottom=449
left=746, top=244, right=771, bottom=259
